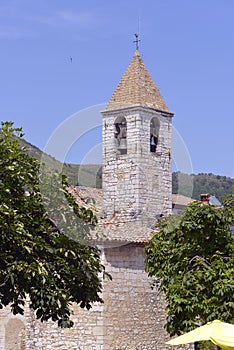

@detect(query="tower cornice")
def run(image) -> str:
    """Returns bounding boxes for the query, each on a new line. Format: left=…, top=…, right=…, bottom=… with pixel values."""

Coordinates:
left=102, top=104, right=174, bottom=117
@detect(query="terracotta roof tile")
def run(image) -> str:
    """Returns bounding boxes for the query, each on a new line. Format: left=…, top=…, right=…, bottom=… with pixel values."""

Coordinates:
left=68, top=186, right=154, bottom=243
left=105, top=50, right=171, bottom=112
left=68, top=187, right=194, bottom=244
left=172, top=194, right=196, bottom=206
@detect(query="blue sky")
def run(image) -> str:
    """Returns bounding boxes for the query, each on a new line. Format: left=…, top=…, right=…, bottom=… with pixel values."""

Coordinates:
left=1, top=0, right=234, bottom=178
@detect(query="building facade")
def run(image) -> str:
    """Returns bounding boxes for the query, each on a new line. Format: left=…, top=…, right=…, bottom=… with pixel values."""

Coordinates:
left=0, top=50, right=190, bottom=350
left=102, top=49, right=173, bottom=227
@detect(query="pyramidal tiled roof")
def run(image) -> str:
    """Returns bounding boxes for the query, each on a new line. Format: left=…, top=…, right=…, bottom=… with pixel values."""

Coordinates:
left=105, top=50, right=171, bottom=112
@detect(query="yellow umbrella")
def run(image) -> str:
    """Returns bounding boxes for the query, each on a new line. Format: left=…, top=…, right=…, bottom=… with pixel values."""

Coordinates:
left=166, top=320, right=234, bottom=350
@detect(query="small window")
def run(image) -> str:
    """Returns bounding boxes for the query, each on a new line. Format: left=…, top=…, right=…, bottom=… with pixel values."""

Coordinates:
left=114, top=117, right=127, bottom=155
left=150, top=117, right=160, bottom=153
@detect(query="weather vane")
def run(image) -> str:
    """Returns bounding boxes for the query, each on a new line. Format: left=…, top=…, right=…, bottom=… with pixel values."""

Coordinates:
left=133, top=33, right=140, bottom=50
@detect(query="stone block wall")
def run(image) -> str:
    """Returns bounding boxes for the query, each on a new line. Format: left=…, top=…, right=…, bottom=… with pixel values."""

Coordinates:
left=0, top=244, right=193, bottom=350
left=25, top=242, right=175, bottom=350
left=101, top=243, right=170, bottom=349
left=102, top=106, right=172, bottom=227
left=0, top=306, right=26, bottom=350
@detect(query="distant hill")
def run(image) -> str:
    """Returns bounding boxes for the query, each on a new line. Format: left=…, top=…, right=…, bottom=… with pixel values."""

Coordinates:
left=20, top=138, right=233, bottom=201
left=18, top=138, right=102, bottom=188
left=172, top=171, right=234, bottom=201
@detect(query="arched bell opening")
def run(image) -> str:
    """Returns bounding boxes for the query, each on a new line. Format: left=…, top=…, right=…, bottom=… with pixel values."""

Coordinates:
left=114, top=116, right=127, bottom=155
left=5, top=318, right=25, bottom=350
left=150, top=117, right=160, bottom=153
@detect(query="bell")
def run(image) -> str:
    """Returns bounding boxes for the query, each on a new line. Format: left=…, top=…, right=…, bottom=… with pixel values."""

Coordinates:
left=150, top=136, right=157, bottom=152
left=150, top=137, right=156, bottom=146
left=118, top=138, right=127, bottom=150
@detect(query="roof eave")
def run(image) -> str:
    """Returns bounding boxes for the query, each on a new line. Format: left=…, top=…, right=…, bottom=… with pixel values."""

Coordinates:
left=102, top=104, right=174, bottom=117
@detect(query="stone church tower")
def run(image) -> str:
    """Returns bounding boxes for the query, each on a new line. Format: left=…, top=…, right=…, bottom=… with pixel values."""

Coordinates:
left=102, top=49, right=173, bottom=228
left=0, top=50, right=176, bottom=350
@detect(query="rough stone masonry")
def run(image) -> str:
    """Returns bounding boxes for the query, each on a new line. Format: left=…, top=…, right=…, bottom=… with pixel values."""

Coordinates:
left=0, top=49, right=193, bottom=350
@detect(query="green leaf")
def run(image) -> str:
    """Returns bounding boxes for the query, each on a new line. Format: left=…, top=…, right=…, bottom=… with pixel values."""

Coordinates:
left=145, top=197, right=234, bottom=336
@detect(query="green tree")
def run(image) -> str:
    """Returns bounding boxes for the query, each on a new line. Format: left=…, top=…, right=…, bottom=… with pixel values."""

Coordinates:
left=0, top=121, right=108, bottom=328
left=145, top=196, right=234, bottom=338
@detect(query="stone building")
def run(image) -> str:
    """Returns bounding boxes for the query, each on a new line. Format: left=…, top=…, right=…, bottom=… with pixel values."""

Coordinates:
left=102, top=49, right=173, bottom=227
left=0, top=49, right=190, bottom=350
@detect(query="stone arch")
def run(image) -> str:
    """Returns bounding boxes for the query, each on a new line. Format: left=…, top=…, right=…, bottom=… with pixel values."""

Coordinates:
left=150, top=117, right=160, bottom=152
left=114, top=116, right=127, bottom=155
left=5, top=317, right=25, bottom=350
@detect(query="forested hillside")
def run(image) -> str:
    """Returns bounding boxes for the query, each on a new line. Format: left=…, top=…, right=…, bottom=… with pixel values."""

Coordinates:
left=19, top=138, right=102, bottom=188
left=20, top=138, right=233, bottom=201
left=172, top=171, right=234, bottom=201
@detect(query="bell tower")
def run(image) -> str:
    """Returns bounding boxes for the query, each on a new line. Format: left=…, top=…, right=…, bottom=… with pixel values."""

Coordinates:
left=101, top=49, right=174, bottom=228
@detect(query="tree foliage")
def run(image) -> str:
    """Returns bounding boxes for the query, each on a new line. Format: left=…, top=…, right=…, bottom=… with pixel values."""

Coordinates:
left=145, top=195, right=234, bottom=336
left=0, top=122, right=107, bottom=327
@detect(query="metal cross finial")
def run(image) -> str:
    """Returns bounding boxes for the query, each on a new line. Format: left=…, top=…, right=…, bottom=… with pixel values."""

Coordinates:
left=133, top=33, right=140, bottom=50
